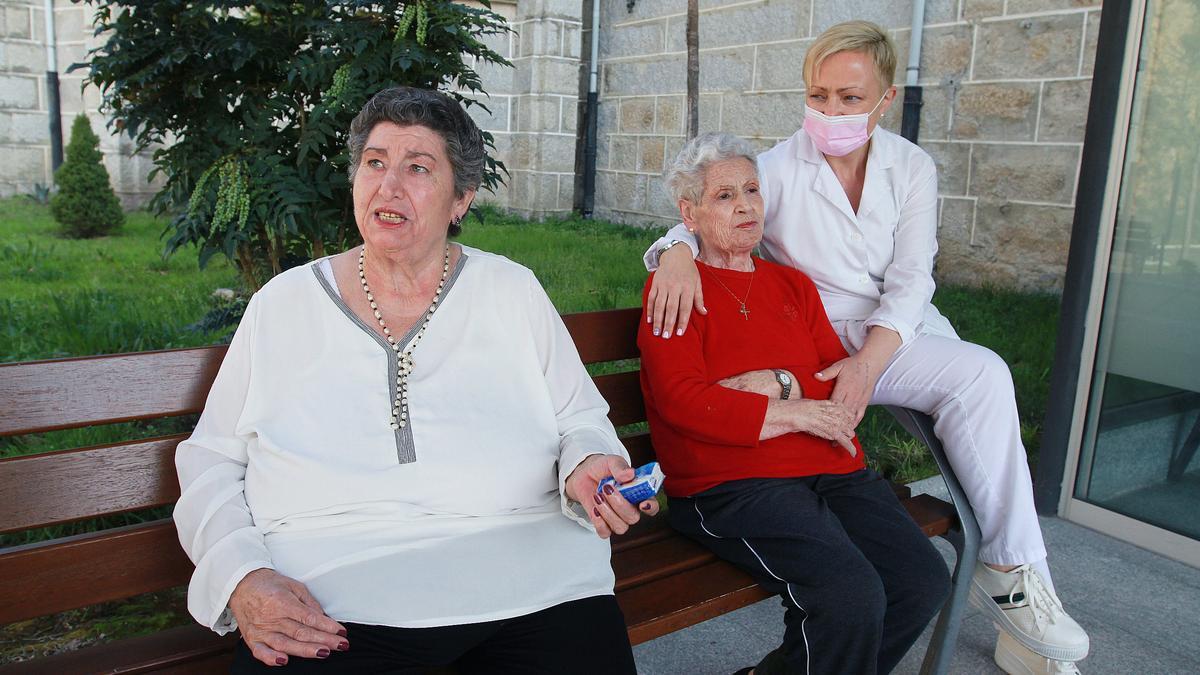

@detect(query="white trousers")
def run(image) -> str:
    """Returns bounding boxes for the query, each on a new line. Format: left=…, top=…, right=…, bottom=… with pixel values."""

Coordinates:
left=840, top=330, right=1048, bottom=568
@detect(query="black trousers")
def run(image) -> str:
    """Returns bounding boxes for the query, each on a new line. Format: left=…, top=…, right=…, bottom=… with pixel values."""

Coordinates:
left=668, top=470, right=951, bottom=675
left=229, top=595, right=635, bottom=674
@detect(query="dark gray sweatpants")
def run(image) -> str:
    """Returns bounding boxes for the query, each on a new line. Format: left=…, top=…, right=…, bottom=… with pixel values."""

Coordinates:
left=668, top=469, right=951, bottom=675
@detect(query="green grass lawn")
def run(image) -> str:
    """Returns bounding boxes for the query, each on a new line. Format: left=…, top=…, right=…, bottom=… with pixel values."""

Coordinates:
left=0, top=196, right=1061, bottom=661
left=1, top=198, right=1060, bottom=479
left=0, top=197, right=241, bottom=361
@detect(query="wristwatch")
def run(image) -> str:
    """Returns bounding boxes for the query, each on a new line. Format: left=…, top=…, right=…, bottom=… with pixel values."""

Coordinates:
left=772, top=369, right=793, bottom=400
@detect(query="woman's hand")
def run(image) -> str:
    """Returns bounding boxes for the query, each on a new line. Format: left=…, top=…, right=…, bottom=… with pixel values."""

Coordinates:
left=647, top=243, right=705, bottom=339
left=565, top=454, right=660, bottom=538
left=229, top=568, right=349, bottom=667
left=792, top=399, right=858, bottom=456
left=815, top=355, right=878, bottom=425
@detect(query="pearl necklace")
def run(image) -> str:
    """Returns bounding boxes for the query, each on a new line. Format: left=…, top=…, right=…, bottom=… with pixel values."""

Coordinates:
left=358, top=244, right=450, bottom=430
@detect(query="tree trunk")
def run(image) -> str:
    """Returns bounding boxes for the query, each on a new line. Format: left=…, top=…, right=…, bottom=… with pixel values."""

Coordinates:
left=236, top=243, right=262, bottom=292
left=686, top=0, right=699, bottom=139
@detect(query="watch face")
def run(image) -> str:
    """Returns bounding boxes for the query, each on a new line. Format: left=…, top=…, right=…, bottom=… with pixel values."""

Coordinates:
left=779, top=372, right=792, bottom=384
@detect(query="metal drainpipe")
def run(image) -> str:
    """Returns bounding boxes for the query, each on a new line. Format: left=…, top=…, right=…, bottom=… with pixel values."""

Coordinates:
left=900, top=0, right=926, bottom=144
left=45, top=0, right=63, bottom=172
left=580, top=0, right=601, bottom=218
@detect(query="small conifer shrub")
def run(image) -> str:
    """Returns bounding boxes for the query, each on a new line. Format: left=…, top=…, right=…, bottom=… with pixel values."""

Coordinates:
left=50, top=114, right=125, bottom=238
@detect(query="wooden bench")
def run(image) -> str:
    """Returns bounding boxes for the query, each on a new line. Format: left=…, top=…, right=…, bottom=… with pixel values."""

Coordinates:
left=0, top=307, right=976, bottom=674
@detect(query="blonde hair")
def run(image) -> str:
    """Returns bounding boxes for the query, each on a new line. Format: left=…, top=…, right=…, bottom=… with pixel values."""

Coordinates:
left=803, top=21, right=897, bottom=91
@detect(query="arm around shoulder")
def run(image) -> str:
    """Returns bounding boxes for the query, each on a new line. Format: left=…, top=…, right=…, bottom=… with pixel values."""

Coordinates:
left=642, top=222, right=699, bottom=272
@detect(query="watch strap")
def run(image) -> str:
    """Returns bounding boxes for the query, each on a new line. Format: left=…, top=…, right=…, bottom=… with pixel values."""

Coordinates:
left=772, top=369, right=792, bottom=400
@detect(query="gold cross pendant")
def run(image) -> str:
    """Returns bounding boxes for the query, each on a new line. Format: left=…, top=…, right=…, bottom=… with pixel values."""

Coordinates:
left=739, top=303, right=750, bottom=320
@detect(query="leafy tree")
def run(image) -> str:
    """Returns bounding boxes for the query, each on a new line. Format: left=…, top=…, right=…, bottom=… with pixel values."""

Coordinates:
left=76, top=1, right=510, bottom=290
left=51, top=114, right=125, bottom=237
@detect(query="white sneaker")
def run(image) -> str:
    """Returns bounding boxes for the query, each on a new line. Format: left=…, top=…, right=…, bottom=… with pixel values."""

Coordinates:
left=970, top=562, right=1090, bottom=661
left=995, top=630, right=1083, bottom=674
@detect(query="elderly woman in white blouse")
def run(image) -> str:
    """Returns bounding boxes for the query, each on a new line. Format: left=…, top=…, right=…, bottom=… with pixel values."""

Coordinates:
left=174, top=86, right=657, bottom=673
left=643, top=21, right=1089, bottom=675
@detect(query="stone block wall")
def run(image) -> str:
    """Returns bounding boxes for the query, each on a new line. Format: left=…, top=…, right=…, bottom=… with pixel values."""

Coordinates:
left=589, top=0, right=1103, bottom=291
left=0, top=0, right=158, bottom=207
left=0, top=0, right=1103, bottom=292
left=483, top=0, right=582, bottom=219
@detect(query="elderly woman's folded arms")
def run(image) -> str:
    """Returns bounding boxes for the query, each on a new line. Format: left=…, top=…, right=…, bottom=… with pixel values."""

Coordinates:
left=638, top=132, right=949, bottom=675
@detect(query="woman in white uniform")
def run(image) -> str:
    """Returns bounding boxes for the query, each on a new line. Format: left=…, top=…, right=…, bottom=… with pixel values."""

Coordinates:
left=643, top=21, right=1089, bottom=674
left=175, top=86, right=657, bottom=673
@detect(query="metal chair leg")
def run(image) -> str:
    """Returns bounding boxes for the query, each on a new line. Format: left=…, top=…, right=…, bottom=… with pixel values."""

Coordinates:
left=885, top=406, right=982, bottom=675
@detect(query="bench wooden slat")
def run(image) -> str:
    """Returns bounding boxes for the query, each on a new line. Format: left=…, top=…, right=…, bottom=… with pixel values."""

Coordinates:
left=0, top=310, right=643, bottom=438
left=0, top=624, right=237, bottom=675
left=620, top=559, right=772, bottom=646
left=561, top=308, right=642, bottom=364
left=594, top=371, right=646, bottom=427
left=903, top=493, right=956, bottom=538
left=619, top=432, right=655, bottom=467
left=613, top=532, right=717, bottom=593
left=0, top=348, right=227, bottom=437
left=0, top=436, right=185, bottom=534
left=611, top=516, right=677, bottom=554
left=0, top=520, right=190, bottom=625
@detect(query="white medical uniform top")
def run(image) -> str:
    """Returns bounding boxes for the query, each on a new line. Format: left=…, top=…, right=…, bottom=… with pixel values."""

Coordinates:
left=645, top=127, right=957, bottom=350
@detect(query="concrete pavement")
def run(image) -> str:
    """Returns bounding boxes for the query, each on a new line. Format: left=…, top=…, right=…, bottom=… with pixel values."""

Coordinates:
left=633, top=476, right=1200, bottom=674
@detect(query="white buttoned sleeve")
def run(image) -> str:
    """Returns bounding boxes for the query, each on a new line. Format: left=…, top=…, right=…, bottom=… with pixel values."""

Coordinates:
left=525, top=271, right=630, bottom=528
left=863, top=152, right=939, bottom=344
left=642, top=223, right=699, bottom=272
left=173, top=295, right=274, bottom=635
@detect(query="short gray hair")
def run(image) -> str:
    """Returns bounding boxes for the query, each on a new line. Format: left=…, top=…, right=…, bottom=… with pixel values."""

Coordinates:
left=664, top=132, right=758, bottom=204
left=347, top=87, right=485, bottom=235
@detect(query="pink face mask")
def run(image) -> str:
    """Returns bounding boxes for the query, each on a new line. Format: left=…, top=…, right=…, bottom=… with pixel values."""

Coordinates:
left=802, top=94, right=888, bottom=157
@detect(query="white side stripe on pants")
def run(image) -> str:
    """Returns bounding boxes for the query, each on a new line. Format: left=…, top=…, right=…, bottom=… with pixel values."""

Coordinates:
left=693, top=501, right=811, bottom=675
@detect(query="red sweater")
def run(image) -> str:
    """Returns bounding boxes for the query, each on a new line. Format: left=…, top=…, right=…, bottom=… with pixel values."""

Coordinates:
left=638, top=257, right=865, bottom=497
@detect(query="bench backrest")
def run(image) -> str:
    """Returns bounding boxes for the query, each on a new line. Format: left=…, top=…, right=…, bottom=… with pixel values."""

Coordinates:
left=0, top=307, right=650, bottom=626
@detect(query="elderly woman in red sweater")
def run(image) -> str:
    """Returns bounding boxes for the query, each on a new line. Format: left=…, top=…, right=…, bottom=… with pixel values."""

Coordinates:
left=638, top=132, right=949, bottom=675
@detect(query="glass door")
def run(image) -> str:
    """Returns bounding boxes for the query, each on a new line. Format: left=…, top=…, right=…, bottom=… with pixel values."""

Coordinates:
left=1072, top=0, right=1200, bottom=546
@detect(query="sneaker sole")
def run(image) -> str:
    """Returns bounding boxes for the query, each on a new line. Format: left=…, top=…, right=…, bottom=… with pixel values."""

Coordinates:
left=994, top=637, right=1037, bottom=675
left=969, top=579, right=1089, bottom=662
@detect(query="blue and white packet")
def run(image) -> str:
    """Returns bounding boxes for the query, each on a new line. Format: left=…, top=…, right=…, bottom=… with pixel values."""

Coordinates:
left=598, top=461, right=665, bottom=504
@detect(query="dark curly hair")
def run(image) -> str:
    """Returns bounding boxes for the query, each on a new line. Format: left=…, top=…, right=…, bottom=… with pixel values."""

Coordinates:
left=347, top=87, right=484, bottom=236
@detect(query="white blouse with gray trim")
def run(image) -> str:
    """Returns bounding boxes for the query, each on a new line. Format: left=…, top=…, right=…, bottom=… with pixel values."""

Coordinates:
left=173, top=245, right=628, bottom=634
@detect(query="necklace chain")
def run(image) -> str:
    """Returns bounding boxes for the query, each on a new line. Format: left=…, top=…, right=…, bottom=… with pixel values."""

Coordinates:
left=358, top=244, right=450, bottom=430
left=701, top=262, right=755, bottom=320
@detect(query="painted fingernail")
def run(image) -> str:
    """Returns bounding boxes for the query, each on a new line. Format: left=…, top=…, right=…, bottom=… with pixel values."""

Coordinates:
left=593, top=507, right=601, bottom=517
left=603, top=484, right=615, bottom=496
left=337, top=641, right=349, bottom=651
left=337, top=629, right=347, bottom=637
left=593, top=493, right=603, bottom=504
left=276, top=657, right=288, bottom=666
left=653, top=328, right=660, bottom=336
left=317, top=648, right=330, bottom=659
left=641, top=502, right=652, bottom=510
left=676, top=328, right=684, bottom=336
